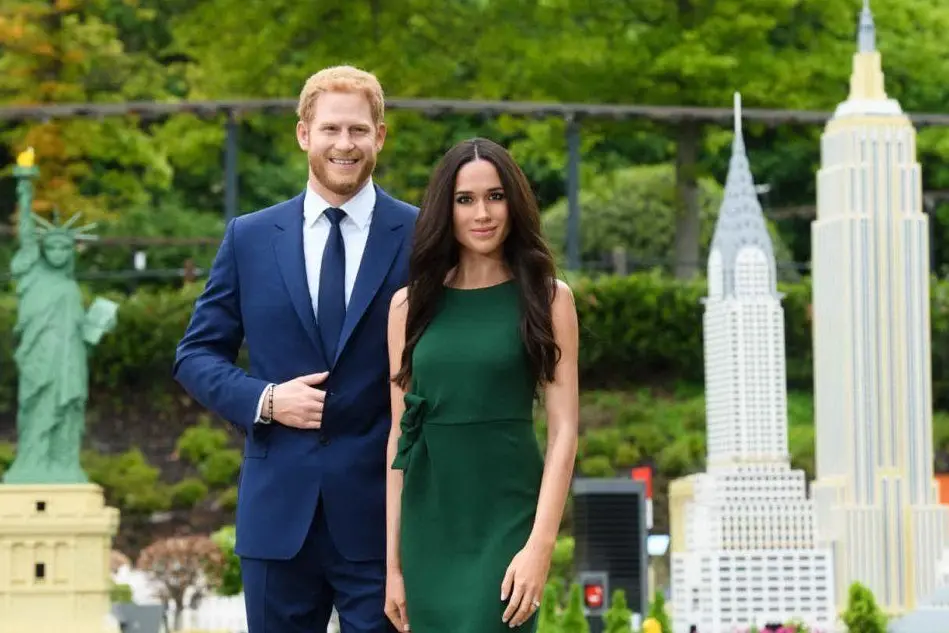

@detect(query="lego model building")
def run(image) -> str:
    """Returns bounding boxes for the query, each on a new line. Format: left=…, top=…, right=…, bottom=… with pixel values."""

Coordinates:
left=669, top=94, right=835, bottom=633
left=810, top=0, right=949, bottom=613
left=0, top=485, right=120, bottom=633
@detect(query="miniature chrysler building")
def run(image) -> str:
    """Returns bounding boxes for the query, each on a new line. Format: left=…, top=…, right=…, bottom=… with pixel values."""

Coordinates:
left=668, top=94, right=835, bottom=633
left=810, top=0, right=949, bottom=613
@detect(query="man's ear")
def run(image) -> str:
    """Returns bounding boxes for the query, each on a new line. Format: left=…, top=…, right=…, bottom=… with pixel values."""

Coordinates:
left=375, top=122, right=387, bottom=153
left=296, top=120, right=309, bottom=151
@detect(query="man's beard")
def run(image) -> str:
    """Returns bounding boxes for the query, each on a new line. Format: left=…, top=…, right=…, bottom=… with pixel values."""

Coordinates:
left=310, top=151, right=376, bottom=197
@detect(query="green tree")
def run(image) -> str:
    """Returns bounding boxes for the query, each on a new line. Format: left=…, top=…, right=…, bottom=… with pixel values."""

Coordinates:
left=542, top=163, right=797, bottom=279
left=561, top=583, right=590, bottom=633
left=528, top=0, right=850, bottom=278
left=537, top=583, right=561, bottom=633
left=0, top=0, right=177, bottom=219
left=603, top=589, right=633, bottom=633
left=647, top=591, right=672, bottom=633
left=841, top=582, right=887, bottom=633
left=542, top=164, right=720, bottom=272
left=532, top=0, right=949, bottom=277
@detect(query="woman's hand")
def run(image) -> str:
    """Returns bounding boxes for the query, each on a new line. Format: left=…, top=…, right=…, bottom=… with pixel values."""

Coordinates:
left=384, top=568, right=410, bottom=632
left=500, top=539, right=553, bottom=627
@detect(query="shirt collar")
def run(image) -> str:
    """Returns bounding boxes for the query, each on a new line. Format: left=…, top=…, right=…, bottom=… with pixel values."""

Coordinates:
left=303, top=177, right=376, bottom=230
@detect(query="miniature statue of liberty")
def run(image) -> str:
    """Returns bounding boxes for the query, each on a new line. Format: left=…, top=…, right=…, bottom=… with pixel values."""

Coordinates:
left=2, top=148, right=118, bottom=485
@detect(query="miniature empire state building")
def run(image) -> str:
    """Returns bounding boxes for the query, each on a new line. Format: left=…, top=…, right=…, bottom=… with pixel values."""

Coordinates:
left=810, top=0, right=949, bottom=614
left=668, top=94, right=835, bottom=633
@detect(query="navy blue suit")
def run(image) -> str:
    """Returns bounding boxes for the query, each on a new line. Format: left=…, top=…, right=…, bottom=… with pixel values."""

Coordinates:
left=174, top=185, right=417, bottom=633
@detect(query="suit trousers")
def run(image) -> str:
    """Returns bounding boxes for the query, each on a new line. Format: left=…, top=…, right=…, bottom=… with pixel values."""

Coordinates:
left=241, top=497, right=396, bottom=633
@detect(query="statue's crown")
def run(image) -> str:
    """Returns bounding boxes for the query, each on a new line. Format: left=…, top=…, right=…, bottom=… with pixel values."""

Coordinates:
left=34, top=209, right=98, bottom=242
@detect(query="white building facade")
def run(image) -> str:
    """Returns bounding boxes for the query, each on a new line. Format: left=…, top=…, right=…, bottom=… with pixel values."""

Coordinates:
left=810, top=0, right=949, bottom=613
left=670, top=95, right=835, bottom=633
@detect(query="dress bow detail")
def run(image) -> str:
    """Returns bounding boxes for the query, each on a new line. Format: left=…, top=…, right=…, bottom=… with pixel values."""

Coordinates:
left=391, top=393, right=428, bottom=471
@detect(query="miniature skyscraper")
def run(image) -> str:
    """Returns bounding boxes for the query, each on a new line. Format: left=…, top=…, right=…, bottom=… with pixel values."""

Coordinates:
left=668, top=94, right=835, bottom=633
left=810, top=0, right=949, bottom=613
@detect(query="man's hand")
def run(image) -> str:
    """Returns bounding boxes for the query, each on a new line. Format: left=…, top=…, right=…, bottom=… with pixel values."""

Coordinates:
left=270, top=372, right=329, bottom=429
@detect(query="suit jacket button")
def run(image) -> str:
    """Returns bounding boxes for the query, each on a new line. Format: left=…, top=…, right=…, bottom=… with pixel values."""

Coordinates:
left=320, top=435, right=330, bottom=446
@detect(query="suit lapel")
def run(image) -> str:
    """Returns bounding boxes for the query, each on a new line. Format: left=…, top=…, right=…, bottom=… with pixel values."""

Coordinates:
left=272, top=193, right=329, bottom=367
left=335, top=188, right=408, bottom=363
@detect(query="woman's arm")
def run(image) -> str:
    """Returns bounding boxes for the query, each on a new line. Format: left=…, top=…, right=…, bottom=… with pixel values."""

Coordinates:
left=384, top=287, right=410, bottom=632
left=502, top=279, right=580, bottom=626
left=385, top=287, right=409, bottom=571
left=530, top=279, right=580, bottom=547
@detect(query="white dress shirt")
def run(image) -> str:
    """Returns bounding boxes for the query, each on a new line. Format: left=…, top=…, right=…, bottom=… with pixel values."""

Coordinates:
left=302, top=178, right=376, bottom=316
left=254, top=178, right=376, bottom=422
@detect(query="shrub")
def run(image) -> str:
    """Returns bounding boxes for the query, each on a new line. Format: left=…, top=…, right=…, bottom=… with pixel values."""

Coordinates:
left=0, top=271, right=811, bottom=405
left=215, top=486, right=238, bottom=512
left=210, top=525, right=241, bottom=597
left=176, top=419, right=231, bottom=465
left=561, top=583, right=590, bottom=633
left=170, top=477, right=209, bottom=510
left=536, top=583, right=561, bottom=633
left=110, top=582, right=134, bottom=604
left=841, top=582, right=887, bottom=633
left=646, top=590, right=672, bottom=633
left=549, top=536, right=575, bottom=590
left=2, top=271, right=949, bottom=408
left=176, top=419, right=243, bottom=491
left=603, top=589, right=633, bottom=633
left=198, top=449, right=242, bottom=488
left=0, top=442, right=14, bottom=477
left=83, top=448, right=172, bottom=515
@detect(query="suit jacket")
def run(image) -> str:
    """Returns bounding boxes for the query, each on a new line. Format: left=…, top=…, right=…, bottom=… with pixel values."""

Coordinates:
left=173, top=185, right=418, bottom=561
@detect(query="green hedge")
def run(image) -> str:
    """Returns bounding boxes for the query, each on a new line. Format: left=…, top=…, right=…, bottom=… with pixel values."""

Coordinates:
left=2, top=271, right=949, bottom=408
left=570, top=271, right=814, bottom=388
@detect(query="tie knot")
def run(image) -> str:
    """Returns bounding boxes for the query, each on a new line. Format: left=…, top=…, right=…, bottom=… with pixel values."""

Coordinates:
left=324, top=207, right=346, bottom=226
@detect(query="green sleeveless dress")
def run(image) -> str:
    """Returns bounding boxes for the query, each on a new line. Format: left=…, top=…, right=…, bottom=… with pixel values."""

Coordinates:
left=392, top=280, right=544, bottom=633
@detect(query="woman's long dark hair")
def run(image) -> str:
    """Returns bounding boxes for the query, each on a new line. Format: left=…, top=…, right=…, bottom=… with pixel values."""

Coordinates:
left=392, top=137, right=560, bottom=391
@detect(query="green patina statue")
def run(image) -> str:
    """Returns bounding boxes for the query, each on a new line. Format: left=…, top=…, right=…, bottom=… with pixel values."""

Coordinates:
left=2, top=148, right=118, bottom=485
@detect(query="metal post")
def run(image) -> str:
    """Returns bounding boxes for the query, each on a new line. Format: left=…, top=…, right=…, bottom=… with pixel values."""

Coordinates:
left=224, top=109, right=239, bottom=222
left=565, top=115, right=581, bottom=271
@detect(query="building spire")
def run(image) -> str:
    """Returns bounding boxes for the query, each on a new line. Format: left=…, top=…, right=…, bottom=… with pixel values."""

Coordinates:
left=726, top=92, right=747, bottom=172
left=858, top=0, right=875, bottom=52
left=708, top=92, right=776, bottom=298
left=733, top=92, right=743, bottom=142
left=834, top=0, right=899, bottom=115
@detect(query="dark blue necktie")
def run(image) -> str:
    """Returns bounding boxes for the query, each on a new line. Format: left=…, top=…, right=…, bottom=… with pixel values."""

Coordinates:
left=318, top=207, right=346, bottom=363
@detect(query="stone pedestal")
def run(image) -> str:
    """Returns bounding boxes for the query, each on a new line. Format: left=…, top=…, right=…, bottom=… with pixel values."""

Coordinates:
left=0, top=484, right=121, bottom=633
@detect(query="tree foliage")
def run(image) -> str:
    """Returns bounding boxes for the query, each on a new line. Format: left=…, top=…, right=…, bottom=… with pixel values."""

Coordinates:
left=646, top=590, right=672, bottom=633
left=3, top=0, right=949, bottom=270
left=136, top=534, right=225, bottom=631
left=542, top=163, right=797, bottom=277
left=560, top=583, right=591, bottom=633
left=603, top=589, right=633, bottom=633
left=537, top=583, right=561, bottom=633
left=0, top=0, right=180, bottom=219
left=841, top=582, right=887, bottom=633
